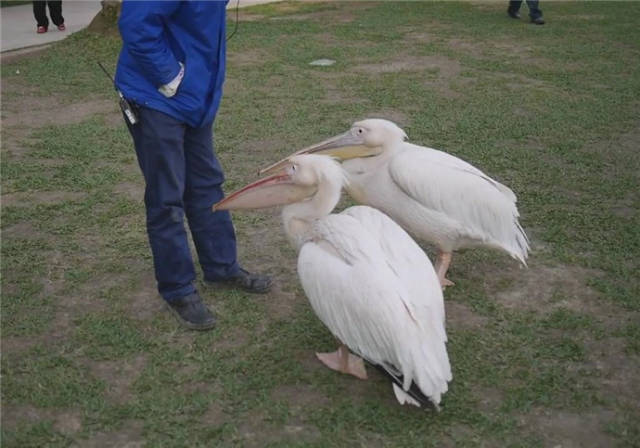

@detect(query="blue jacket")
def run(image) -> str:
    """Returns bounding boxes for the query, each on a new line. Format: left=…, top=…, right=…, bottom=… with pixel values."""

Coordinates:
left=115, top=0, right=228, bottom=128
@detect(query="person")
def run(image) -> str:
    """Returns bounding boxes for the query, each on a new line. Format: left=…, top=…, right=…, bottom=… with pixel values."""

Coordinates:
left=33, top=0, right=65, bottom=34
left=507, top=0, right=545, bottom=25
left=115, top=1, right=272, bottom=331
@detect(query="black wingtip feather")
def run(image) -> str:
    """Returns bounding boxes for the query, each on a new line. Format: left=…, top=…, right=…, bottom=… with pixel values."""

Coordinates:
left=372, top=364, right=437, bottom=410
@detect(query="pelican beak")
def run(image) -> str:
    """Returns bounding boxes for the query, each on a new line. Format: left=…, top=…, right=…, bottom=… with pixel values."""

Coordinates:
left=259, top=131, right=379, bottom=175
left=213, top=166, right=316, bottom=211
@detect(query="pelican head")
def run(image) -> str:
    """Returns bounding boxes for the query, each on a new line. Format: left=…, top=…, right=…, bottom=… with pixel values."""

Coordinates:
left=214, top=154, right=346, bottom=214
left=260, top=119, right=408, bottom=175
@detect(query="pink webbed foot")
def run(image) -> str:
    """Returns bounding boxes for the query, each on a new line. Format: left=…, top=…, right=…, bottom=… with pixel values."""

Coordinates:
left=316, top=345, right=368, bottom=380
left=438, top=276, right=455, bottom=288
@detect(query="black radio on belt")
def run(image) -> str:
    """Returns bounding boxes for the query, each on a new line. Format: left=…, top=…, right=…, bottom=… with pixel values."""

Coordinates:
left=98, top=61, right=138, bottom=126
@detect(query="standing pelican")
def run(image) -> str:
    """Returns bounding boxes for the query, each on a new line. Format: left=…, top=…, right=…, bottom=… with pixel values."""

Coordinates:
left=214, top=155, right=451, bottom=407
left=260, top=119, right=530, bottom=287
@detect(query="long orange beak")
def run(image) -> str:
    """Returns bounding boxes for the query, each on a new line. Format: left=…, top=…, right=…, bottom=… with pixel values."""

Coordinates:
left=213, top=168, right=317, bottom=211
left=259, top=130, right=378, bottom=176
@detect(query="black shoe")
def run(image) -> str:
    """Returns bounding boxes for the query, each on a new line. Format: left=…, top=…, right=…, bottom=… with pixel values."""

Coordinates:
left=205, top=268, right=272, bottom=294
left=166, top=292, right=216, bottom=330
left=507, top=9, right=520, bottom=19
left=530, top=15, right=545, bottom=24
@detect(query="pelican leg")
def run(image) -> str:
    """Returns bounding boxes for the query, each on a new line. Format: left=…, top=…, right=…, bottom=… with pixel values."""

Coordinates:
left=316, top=345, right=368, bottom=380
left=435, top=251, right=455, bottom=288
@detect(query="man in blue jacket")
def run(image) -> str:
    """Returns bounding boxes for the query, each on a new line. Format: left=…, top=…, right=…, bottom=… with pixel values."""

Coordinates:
left=115, top=1, right=271, bottom=330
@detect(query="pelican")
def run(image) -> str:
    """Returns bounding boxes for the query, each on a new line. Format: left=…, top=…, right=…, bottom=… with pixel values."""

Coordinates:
left=260, top=119, right=530, bottom=287
left=214, top=155, right=451, bottom=408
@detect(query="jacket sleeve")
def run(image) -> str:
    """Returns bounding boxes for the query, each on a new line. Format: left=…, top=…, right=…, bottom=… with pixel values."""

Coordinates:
left=118, top=0, right=182, bottom=87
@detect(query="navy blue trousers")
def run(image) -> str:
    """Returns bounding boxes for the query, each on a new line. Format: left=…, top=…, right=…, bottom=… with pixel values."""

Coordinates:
left=509, top=0, right=542, bottom=19
left=126, top=107, right=239, bottom=301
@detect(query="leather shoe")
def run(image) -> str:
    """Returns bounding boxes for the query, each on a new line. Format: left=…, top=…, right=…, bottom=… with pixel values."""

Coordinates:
left=166, top=292, right=216, bottom=330
left=205, top=268, right=272, bottom=294
left=531, top=15, right=545, bottom=24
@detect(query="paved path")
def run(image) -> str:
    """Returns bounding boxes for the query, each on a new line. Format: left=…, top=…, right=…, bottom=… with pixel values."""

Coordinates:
left=1, top=0, right=279, bottom=53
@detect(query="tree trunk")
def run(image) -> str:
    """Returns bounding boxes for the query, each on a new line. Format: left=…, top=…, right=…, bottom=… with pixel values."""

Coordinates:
left=86, top=0, right=122, bottom=36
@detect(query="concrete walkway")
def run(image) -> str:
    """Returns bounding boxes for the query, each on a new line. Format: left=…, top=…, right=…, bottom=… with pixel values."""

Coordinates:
left=1, top=0, right=280, bottom=53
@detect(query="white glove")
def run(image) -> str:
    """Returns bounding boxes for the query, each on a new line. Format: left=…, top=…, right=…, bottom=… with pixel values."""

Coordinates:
left=158, top=62, right=184, bottom=98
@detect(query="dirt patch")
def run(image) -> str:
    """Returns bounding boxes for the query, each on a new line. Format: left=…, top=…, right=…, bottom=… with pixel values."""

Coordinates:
left=1, top=404, right=50, bottom=430
left=314, top=32, right=340, bottom=46
left=236, top=409, right=321, bottom=447
left=237, top=138, right=289, bottom=162
left=473, top=386, right=504, bottom=413
left=1, top=404, right=82, bottom=435
left=228, top=48, right=272, bottom=67
left=311, top=72, right=368, bottom=106
left=584, top=336, right=640, bottom=409
left=85, top=354, right=148, bottom=404
left=353, top=55, right=462, bottom=99
left=48, top=309, right=74, bottom=342
left=1, top=190, right=88, bottom=207
left=79, top=420, right=145, bottom=448
left=0, top=77, right=119, bottom=161
left=1, top=127, right=39, bottom=159
left=492, top=262, right=604, bottom=314
left=1, top=221, right=42, bottom=240
left=128, top=274, right=163, bottom=321
left=294, top=349, right=325, bottom=375
left=236, top=11, right=265, bottom=22
left=272, top=383, right=330, bottom=413
left=610, top=203, right=635, bottom=218
left=448, top=38, right=485, bottom=58
left=1, top=336, right=38, bottom=355
left=262, top=280, right=300, bottom=321
left=440, top=423, right=484, bottom=447
left=113, top=181, right=144, bottom=202
left=0, top=46, right=51, bottom=64
left=1, top=91, right=117, bottom=130
left=209, top=326, right=250, bottom=352
left=499, top=72, right=551, bottom=91
left=566, top=14, right=606, bottom=21
left=404, top=31, right=436, bottom=44
left=598, top=121, right=640, bottom=171
left=53, top=410, right=83, bottom=436
left=269, top=3, right=373, bottom=24
left=445, top=300, right=489, bottom=330
left=201, top=401, right=230, bottom=427
left=353, top=55, right=461, bottom=77
left=320, top=85, right=368, bottom=106
left=518, top=408, right=616, bottom=448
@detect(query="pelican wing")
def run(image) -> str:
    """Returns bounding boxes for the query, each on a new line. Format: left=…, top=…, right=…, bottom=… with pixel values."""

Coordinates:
left=341, top=205, right=447, bottom=341
left=389, top=145, right=529, bottom=262
left=298, top=209, right=450, bottom=404
left=408, top=144, right=518, bottom=202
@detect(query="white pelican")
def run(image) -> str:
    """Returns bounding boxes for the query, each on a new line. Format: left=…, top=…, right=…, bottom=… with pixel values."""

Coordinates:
left=214, top=155, right=451, bottom=408
left=261, top=119, right=530, bottom=287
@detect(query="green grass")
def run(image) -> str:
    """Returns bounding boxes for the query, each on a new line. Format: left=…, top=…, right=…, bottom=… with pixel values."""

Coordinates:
left=0, top=0, right=31, bottom=7
left=2, top=1, right=639, bottom=447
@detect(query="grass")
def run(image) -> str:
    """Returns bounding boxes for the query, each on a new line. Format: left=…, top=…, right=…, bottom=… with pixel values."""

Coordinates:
left=1, top=1, right=639, bottom=447
left=0, top=0, right=31, bottom=7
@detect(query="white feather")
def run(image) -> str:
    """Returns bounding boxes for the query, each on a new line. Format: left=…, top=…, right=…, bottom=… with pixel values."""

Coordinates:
left=297, top=206, right=451, bottom=406
left=393, top=383, right=421, bottom=408
left=344, top=141, right=529, bottom=263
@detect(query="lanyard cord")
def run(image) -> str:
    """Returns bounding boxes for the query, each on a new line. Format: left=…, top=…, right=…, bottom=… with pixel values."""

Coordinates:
left=227, top=0, right=240, bottom=41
